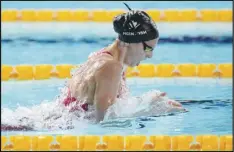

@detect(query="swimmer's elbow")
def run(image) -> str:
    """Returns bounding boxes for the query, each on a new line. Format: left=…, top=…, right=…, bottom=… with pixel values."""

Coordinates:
left=95, top=104, right=105, bottom=123
left=95, top=112, right=104, bottom=123
left=95, top=96, right=112, bottom=123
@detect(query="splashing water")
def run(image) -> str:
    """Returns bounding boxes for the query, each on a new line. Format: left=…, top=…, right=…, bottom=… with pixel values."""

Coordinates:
left=2, top=86, right=184, bottom=131
left=103, top=90, right=184, bottom=120
left=1, top=84, right=97, bottom=131
left=2, top=87, right=73, bottom=131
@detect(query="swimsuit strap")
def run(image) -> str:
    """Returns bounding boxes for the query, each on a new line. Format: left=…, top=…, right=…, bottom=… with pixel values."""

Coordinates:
left=88, top=48, right=115, bottom=59
left=102, top=51, right=113, bottom=57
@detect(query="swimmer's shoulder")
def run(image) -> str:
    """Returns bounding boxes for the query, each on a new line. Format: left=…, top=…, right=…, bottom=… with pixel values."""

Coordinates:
left=95, top=60, right=123, bottom=78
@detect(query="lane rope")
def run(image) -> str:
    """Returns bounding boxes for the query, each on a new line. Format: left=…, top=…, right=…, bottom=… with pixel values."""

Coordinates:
left=1, top=9, right=232, bottom=22
left=1, top=63, right=232, bottom=81
left=1, top=135, right=232, bottom=151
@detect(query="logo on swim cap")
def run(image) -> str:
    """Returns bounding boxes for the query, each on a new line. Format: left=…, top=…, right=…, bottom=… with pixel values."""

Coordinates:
left=128, top=20, right=140, bottom=30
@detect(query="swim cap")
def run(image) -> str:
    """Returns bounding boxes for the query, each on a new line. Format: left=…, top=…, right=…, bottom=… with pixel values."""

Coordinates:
left=113, top=3, right=159, bottom=43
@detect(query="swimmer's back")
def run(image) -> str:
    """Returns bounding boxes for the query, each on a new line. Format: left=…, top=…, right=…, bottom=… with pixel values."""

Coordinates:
left=68, top=51, right=121, bottom=105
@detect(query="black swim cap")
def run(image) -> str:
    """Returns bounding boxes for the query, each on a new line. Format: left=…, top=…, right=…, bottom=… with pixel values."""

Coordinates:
left=113, top=3, right=159, bottom=43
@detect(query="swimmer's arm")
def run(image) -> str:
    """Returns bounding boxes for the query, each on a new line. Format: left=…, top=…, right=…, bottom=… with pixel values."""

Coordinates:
left=94, top=61, right=122, bottom=123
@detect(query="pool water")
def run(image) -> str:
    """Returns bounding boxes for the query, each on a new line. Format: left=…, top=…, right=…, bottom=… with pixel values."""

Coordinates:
left=1, top=78, right=232, bottom=136
left=1, top=1, right=232, bottom=136
left=2, top=1, right=232, bottom=9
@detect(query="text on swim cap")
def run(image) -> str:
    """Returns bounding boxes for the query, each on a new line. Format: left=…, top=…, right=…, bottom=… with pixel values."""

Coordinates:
left=123, top=31, right=147, bottom=36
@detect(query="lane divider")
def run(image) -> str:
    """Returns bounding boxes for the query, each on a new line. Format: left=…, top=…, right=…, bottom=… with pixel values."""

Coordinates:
left=1, top=9, right=232, bottom=22
left=1, top=135, right=232, bottom=151
left=1, top=63, right=232, bottom=81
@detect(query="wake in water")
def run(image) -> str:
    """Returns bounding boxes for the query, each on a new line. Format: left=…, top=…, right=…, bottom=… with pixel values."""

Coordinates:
left=104, top=90, right=186, bottom=120
left=1, top=87, right=186, bottom=131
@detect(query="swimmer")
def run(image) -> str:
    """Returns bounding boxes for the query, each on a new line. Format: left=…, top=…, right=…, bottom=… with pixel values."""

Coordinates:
left=61, top=3, right=186, bottom=123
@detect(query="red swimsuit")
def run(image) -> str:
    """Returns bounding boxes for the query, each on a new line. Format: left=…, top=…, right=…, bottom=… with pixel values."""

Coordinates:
left=63, top=88, right=89, bottom=112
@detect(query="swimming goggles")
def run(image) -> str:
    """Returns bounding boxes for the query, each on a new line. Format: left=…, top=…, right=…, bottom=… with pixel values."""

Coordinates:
left=142, top=41, right=154, bottom=52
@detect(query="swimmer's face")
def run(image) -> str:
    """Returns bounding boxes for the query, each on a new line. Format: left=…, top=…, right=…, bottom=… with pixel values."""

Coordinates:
left=125, top=38, right=159, bottom=67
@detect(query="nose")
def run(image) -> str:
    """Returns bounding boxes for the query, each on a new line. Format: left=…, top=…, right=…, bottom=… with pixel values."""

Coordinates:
left=146, top=51, right=153, bottom=58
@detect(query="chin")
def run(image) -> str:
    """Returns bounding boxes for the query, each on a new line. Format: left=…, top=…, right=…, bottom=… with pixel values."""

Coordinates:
left=125, top=61, right=139, bottom=67
left=125, top=62, right=134, bottom=67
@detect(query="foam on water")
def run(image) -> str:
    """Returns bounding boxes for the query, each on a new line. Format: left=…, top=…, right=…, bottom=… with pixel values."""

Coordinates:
left=104, top=90, right=185, bottom=120
left=2, top=93, right=71, bottom=130
left=1, top=86, right=185, bottom=131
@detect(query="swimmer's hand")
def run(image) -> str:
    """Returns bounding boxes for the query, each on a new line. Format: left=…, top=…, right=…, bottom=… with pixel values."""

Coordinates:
left=152, top=92, right=187, bottom=113
left=167, top=100, right=187, bottom=112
